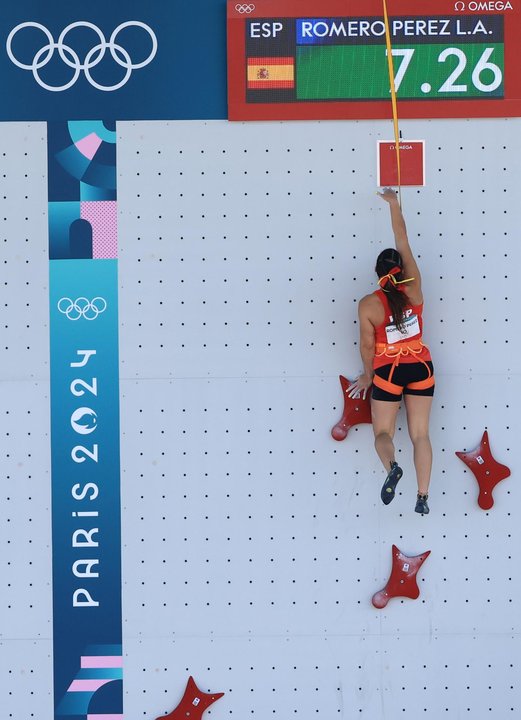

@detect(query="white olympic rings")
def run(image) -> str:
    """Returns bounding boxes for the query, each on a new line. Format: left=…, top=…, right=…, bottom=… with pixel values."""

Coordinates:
left=6, top=21, right=157, bottom=92
left=58, top=297, right=107, bottom=321
left=235, top=4, right=256, bottom=13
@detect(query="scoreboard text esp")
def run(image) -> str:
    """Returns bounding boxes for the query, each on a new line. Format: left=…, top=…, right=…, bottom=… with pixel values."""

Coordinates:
left=227, top=0, right=520, bottom=121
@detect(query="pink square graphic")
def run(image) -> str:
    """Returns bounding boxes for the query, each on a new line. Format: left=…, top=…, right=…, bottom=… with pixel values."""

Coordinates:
left=68, top=679, right=112, bottom=693
left=81, top=655, right=123, bottom=669
left=75, top=132, right=103, bottom=161
left=80, top=201, right=118, bottom=259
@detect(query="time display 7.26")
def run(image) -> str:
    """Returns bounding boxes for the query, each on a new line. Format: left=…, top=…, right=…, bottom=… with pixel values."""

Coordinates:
left=297, top=43, right=503, bottom=101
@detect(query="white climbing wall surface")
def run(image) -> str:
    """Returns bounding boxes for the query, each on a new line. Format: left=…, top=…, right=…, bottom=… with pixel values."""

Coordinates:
left=2, top=116, right=520, bottom=718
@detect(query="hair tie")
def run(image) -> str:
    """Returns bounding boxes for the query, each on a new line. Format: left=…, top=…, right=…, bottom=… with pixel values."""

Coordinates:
left=378, top=266, right=415, bottom=292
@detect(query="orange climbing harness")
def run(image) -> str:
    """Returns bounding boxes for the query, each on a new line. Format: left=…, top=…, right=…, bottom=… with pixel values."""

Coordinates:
left=373, top=339, right=435, bottom=395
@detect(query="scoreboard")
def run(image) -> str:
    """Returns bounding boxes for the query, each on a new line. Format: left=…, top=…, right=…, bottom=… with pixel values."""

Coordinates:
left=227, top=0, right=521, bottom=120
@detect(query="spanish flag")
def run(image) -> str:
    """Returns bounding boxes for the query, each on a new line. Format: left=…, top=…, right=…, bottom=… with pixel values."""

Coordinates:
left=247, top=57, right=295, bottom=90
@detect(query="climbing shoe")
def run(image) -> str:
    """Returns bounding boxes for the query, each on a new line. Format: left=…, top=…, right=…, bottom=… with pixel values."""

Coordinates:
left=415, top=493, right=430, bottom=515
left=380, top=461, right=403, bottom=505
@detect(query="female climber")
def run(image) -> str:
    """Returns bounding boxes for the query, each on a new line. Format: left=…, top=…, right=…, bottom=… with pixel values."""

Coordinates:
left=348, top=188, right=434, bottom=515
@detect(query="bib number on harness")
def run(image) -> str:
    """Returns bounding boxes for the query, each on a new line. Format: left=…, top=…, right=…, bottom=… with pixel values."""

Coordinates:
left=385, top=313, right=420, bottom=344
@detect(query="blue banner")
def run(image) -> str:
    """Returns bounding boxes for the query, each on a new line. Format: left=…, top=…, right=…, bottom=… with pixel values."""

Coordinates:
left=49, top=122, right=123, bottom=719
left=0, top=0, right=227, bottom=121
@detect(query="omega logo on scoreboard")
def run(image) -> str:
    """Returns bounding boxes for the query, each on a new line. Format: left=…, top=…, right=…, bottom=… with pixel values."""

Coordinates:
left=455, top=2, right=513, bottom=10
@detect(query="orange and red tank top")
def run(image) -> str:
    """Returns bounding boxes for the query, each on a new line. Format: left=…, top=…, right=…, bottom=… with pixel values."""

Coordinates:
left=373, top=289, right=432, bottom=370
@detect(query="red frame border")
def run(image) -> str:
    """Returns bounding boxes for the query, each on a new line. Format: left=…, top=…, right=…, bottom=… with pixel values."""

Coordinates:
left=227, top=0, right=521, bottom=120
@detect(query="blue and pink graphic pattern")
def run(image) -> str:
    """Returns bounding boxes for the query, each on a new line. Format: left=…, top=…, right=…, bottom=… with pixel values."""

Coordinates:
left=48, top=120, right=123, bottom=719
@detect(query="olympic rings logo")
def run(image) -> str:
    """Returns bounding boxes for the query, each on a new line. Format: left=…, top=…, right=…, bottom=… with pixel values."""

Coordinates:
left=6, top=21, right=157, bottom=92
left=58, top=297, right=107, bottom=321
left=235, top=4, right=256, bottom=13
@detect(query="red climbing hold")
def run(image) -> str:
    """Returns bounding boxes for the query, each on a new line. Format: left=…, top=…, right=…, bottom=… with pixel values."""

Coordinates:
left=155, top=676, right=224, bottom=720
left=372, top=544, right=431, bottom=609
left=331, top=375, right=372, bottom=441
left=455, top=429, right=511, bottom=510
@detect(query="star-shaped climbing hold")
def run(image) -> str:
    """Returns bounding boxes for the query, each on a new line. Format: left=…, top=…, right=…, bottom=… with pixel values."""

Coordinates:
left=155, top=676, right=224, bottom=720
left=372, top=544, right=431, bottom=609
left=331, top=375, right=372, bottom=441
left=455, top=429, right=511, bottom=510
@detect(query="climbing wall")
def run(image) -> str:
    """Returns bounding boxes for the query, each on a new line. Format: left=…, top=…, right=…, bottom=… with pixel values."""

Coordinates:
left=2, top=116, right=520, bottom=718
left=116, top=117, right=521, bottom=718
left=0, top=122, right=53, bottom=719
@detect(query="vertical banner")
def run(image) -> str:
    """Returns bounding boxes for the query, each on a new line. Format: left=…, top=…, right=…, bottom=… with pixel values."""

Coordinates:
left=0, top=4, right=229, bottom=718
left=48, top=120, right=123, bottom=719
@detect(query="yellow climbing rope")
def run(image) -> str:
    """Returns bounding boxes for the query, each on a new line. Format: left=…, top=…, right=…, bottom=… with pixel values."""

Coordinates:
left=382, top=0, right=402, bottom=206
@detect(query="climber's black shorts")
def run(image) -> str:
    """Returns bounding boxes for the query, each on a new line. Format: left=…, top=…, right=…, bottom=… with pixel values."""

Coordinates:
left=372, top=361, right=435, bottom=402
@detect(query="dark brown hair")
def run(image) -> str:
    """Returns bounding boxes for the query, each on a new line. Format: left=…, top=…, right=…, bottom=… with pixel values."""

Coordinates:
left=375, top=248, right=408, bottom=333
